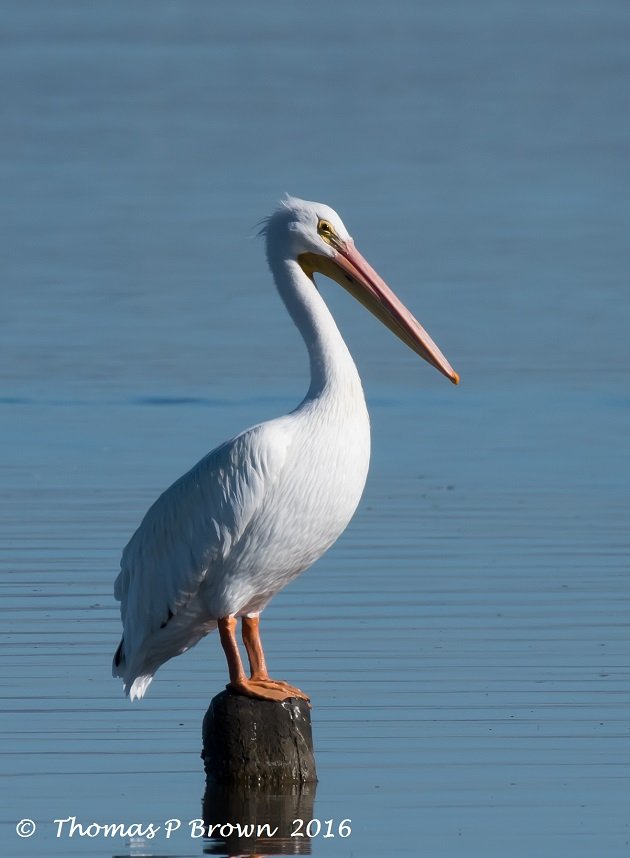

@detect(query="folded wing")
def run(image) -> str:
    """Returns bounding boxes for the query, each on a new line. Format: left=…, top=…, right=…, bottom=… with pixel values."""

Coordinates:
left=113, top=421, right=290, bottom=672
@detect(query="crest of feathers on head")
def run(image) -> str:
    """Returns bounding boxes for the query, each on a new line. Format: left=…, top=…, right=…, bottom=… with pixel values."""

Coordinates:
left=256, top=194, right=305, bottom=238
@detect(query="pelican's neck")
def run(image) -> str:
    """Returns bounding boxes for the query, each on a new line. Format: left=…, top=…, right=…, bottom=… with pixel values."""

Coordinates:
left=270, top=256, right=363, bottom=401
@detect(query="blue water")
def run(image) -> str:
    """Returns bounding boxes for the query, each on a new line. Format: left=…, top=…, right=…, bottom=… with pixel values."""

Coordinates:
left=2, top=2, right=629, bottom=856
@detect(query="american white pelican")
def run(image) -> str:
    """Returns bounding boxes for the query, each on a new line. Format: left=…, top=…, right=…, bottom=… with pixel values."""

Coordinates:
left=113, top=196, right=458, bottom=702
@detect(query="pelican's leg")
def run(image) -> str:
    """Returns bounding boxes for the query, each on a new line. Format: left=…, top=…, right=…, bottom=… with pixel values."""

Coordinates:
left=218, top=615, right=294, bottom=702
left=241, top=614, right=309, bottom=702
left=240, top=613, right=269, bottom=679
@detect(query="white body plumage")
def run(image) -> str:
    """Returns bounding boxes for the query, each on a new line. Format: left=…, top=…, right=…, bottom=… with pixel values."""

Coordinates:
left=113, top=196, right=457, bottom=701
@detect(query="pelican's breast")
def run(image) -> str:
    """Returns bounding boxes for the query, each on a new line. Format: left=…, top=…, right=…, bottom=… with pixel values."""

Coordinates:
left=211, top=387, right=371, bottom=615
left=282, top=391, right=371, bottom=549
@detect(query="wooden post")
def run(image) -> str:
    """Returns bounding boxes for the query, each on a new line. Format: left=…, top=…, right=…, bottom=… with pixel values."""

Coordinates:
left=201, top=689, right=317, bottom=787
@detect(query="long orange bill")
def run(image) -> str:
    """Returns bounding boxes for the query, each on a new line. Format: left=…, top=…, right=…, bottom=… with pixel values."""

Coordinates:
left=331, top=241, right=459, bottom=384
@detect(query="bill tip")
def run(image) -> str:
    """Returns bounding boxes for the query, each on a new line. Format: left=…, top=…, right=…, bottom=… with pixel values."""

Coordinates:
left=451, top=372, right=460, bottom=386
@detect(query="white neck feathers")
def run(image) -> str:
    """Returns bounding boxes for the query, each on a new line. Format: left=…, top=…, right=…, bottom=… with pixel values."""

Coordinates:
left=269, top=255, right=363, bottom=401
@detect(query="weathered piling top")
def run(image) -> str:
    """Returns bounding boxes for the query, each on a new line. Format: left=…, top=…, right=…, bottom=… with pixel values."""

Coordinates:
left=201, top=689, right=317, bottom=787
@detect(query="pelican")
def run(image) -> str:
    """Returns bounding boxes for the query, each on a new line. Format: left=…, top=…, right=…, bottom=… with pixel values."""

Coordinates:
left=113, top=196, right=458, bottom=702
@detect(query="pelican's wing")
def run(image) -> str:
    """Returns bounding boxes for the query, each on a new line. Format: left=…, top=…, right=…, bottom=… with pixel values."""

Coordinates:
left=113, top=420, right=291, bottom=656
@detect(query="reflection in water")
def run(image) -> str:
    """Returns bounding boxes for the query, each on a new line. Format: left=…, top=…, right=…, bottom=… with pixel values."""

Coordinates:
left=202, top=781, right=316, bottom=856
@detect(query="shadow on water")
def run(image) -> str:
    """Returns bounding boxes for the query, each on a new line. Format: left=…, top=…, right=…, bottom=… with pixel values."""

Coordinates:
left=202, top=782, right=317, bottom=856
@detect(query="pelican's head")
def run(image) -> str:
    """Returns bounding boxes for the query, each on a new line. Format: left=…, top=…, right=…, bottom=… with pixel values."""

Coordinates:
left=263, top=195, right=459, bottom=385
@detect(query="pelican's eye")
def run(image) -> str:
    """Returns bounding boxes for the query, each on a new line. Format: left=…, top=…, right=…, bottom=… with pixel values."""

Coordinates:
left=317, top=219, right=336, bottom=243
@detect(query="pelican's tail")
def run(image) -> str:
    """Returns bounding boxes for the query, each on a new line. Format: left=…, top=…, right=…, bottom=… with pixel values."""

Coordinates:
left=112, top=638, right=125, bottom=674
left=127, top=674, right=154, bottom=701
left=112, top=617, right=217, bottom=702
left=112, top=637, right=155, bottom=700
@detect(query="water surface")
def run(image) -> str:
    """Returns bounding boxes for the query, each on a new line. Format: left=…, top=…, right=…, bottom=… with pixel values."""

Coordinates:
left=1, top=2, right=629, bottom=856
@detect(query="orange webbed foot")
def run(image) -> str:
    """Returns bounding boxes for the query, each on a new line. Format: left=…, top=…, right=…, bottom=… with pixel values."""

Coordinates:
left=227, top=677, right=310, bottom=704
left=250, top=675, right=310, bottom=701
